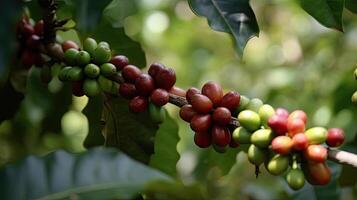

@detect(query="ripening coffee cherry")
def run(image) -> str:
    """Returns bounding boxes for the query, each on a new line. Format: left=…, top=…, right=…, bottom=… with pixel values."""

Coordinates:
left=110, top=55, right=129, bottom=70
left=119, top=83, right=137, bottom=99
left=72, top=81, right=84, bottom=97
left=194, top=132, right=211, bottom=148
left=122, top=65, right=142, bottom=83
left=271, top=136, right=293, bottom=155
left=190, top=94, right=213, bottom=114
left=64, top=48, right=79, bottom=65
left=211, top=125, right=231, bottom=146
left=292, top=133, right=308, bottom=151
left=75, top=50, right=91, bottom=66
left=287, top=118, right=305, bottom=137
left=246, top=98, right=263, bottom=112
left=268, top=114, right=288, bottom=135
left=168, top=86, right=186, bottom=97
left=149, top=103, right=166, bottom=123
left=232, top=127, right=251, bottom=144
left=150, top=88, right=169, bottom=106
left=83, top=79, right=101, bottom=97
left=247, top=144, right=266, bottom=166
left=34, top=20, right=44, bottom=35
left=201, top=81, right=223, bottom=106
left=305, top=127, right=327, bottom=144
left=62, top=40, right=79, bottom=51
left=148, top=63, right=165, bottom=78
left=155, top=68, right=176, bottom=90
left=93, top=46, right=111, bottom=64
left=100, top=63, right=117, bottom=77
left=212, top=107, right=231, bottom=126
left=251, top=129, right=274, bottom=148
left=135, top=74, right=155, bottom=96
left=286, top=168, right=305, bottom=190
left=83, top=37, right=97, bottom=55
left=235, top=95, right=250, bottom=113
left=97, top=75, right=113, bottom=93
left=304, top=145, right=327, bottom=162
left=26, top=34, right=41, bottom=50
left=237, top=110, right=261, bottom=131
left=258, top=104, right=275, bottom=127
left=326, top=128, right=344, bottom=147
left=129, top=96, right=148, bottom=113
left=190, top=114, right=212, bottom=133
left=67, top=67, right=83, bottom=81
left=220, top=91, right=240, bottom=111
left=46, top=43, right=64, bottom=60
left=275, top=108, right=289, bottom=119
left=266, top=154, right=290, bottom=175
left=179, top=105, right=197, bottom=122
left=302, top=161, right=331, bottom=185
left=84, top=63, right=100, bottom=78
left=186, top=87, right=201, bottom=104
left=288, top=110, right=307, bottom=124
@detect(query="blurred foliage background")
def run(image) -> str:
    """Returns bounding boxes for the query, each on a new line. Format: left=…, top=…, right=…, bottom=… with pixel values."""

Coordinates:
left=0, top=0, right=356, bottom=199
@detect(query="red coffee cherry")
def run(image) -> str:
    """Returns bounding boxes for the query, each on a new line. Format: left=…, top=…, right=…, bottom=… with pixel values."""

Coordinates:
left=110, top=55, right=129, bottom=70
left=220, top=91, right=240, bottom=111
left=129, top=96, right=148, bottom=113
left=287, top=118, right=305, bottom=137
left=21, top=50, right=39, bottom=68
left=212, top=107, right=231, bottom=126
left=148, top=63, right=165, bottom=78
left=72, top=81, right=84, bottom=97
left=304, top=145, right=327, bottom=162
left=276, top=108, right=289, bottom=119
left=34, top=20, right=44, bottom=36
left=190, top=94, right=213, bottom=114
left=271, top=136, right=293, bottom=155
left=268, top=114, right=288, bottom=135
left=168, top=86, right=186, bottom=97
left=135, top=73, right=155, bottom=96
left=26, top=34, right=41, bottom=50
left=122, top=65, right=142, bottom=83
left=186, top=87, right=201, bottom=104
left=179, top=105, right=197, bottom=122
left=292, top=133, right=308, bottom=151
left=326, top=128, right=344, bottom=147
left=194, top=132, right=211, bottom=148
left=303, top=161, right=331, bottom=185
left=155, top=68, right=176, bottom=90
left=119, top=83, right=137, bottom=99
left=150, top=88, right=169, bottom=106
left=22, top=23, right=35, bottom=39
left=289, top=110, right=307, bottom=124
left=62, top=40, right=79, bottom=51
left=190, top=114, right=212, bottom=133
left=202, top=81, right=223, bottom=106
left=211, top=125, right=231, bottom=146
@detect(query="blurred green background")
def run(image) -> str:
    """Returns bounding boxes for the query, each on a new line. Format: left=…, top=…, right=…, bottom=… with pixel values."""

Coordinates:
left=0, top=0, right=356, bottom=199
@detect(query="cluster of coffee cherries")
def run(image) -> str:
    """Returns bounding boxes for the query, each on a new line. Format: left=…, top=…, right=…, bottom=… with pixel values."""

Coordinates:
left=179, top=82, right=241, bottom=152
left=58, top=38, right=122, bottom=97
left=233, top=99, right=345, bottom=190
left=352, top=67, right=357, bottom=105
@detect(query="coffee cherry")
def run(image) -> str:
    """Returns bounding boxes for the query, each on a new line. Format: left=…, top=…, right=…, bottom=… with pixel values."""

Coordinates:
left=211, top=125, right=231, bottom=147
left=83, top=79, right=101, bottom=97
left=232, top=127, right=251, bottom=144
left=266, top=154, right=289, bottom=175
left=34, top=20, right=44, bottom=35
left=194, top=132, right=211, bottom=148
left=304, top=145, right=327, bottom=162
left=354, top=68, right=357, bottom=80
left=247, top=144, right=266, bottom=165
left=149, top=103, right=166, bottom=123
left=179, top=105, right=197, bottom=122
left=190, top=114, right=211, bottom=133
left=84, top=63, right=100, bottom=78
left=58, top=66, right=72, bottom=81
left=150, top=89, right=169, bottom=106
left=289, top=110, right=307, bottom=124
left=46, top=43, right=64, bottom=60
left=292, top=133, right=308, bottom=151
left=22, top=23, right=35, bottom=38
left=305, top=127, right=327, bottom=144
left=235, top=95, right=250, bottom=113
left=75, top=50, right=90, bottom=66
left=237, top=110, right=261, bottom=131
left=129, top=96, right=148, bottom=113
left=64, top=48, right=79, bottom=65
left=100, top=63, right=117, bottom=77
left=186, top=87, right=201, bottom=104
left=268, top=114, right=288, bottom=135
left=201, top=81, right=223, bottom=106
left=190, top=94, right=213, bottom=114
left=168, top=86, right=186, bottom=97
left=83, top=37, right=97, bottom=55
left=271, top=136, right=293, bottom=155
left=122, top=65, right=142, bottom=83
left=302, top=161, right=331, bottom=185
left=72, top=81, right=84, bottom=97
left=229, top=139, right=240, bottom=148
left=287, top=118, right=305, bottom=137
left=148, top=63, right=165, bottom=78
left=352, top=91, right=357, bottom=105
left=275, top=108, right=289, bottom=119
left=135, top=74, right=155, bottom=96
left=98, top=41, right=110, bottom=48
left=246, top=98, right=263, bottom=112
left=212, top=107, right=231, bottom=126
left=155, top=68, right=176, bottom=90
left=21, top=50, right=38, bottom=68
left=62, top=40, right=79, bottom=51
left=258, top=104, right=275, bottom=127
left=220, top=91, right=240, bottom=111
left=286, top=168, right=305, bottom=190
left=26, top=34, right=41, bottom=50
left=110, top=55, right=129, bottom=70
left=67, top=67, right=83, bottom=81
left=251, top=129, right=274, bottom=148
left=326, top=128, right=344, bottom=147
left=119, top=83, right=137, bottom=99
left=93, top=46, right=111, bottom=64
left=97, top=75, right=114, bottom=94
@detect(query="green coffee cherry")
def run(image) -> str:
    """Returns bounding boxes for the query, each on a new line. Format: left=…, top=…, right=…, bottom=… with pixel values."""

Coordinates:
left=235, top=95, right=250, bottom=113
left=149, top=103, right=166, bottom=123
left=251, top=129, right=274, bottom=148
left=246, top=98, right=263, bottom=113
left=247, top=144, right=266, bottom=165
left=67, top=67, right=83, bottom=81
left=286, top=168, right=305, bottom=190
left=100, top=63, right=117, bottom=77
left=58, top=66, right=72, bottom=81
left=76, top=50, right=91, bottom=66
left=232, top=127, right=251, bottom=144
left=83, top=37, right=97, bottom=55
left=84, top=63, right=100, bottom=78
left=305, top=127, right=327, bottom=144
left=352, top=91, right=357, bottom=105
left=98, top=41, right=110, bottom=49
left=258, top=104, right=275, bottom=127
left=83, top=79, right=101, bottom=97
left=238, top=110, right=261, bottom=131
left=93, top=46, right=111, bottom=64
left=266, top=154, right=290, bottom=175
left=110, top=82, right=120, bottom=94
left=97, top=75, right=113, bottom=93
left=64, top=48, right=79, bottom=65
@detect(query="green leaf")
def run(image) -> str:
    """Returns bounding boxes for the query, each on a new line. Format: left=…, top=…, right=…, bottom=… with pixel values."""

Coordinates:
left=188, top=0, right=259, bottom=55
left=149, top=111, right=180, bottom=177
left=346, top=0, right=357, bottom=13
left=298, top=0, right=344, bottom=31
left=83, top=95, right=105, bottom=149
left=103, top=0, right=139, bottom=28
left=0, top=148, right=171, bottom=200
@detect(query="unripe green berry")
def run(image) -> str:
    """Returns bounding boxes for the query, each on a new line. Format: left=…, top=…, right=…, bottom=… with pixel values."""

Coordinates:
left=100, top=63, right=117, bottom=77
left=232, top=127, right=251, bottom=144
left=58, top=66, right=72, bottom=81
left=84, top=64, right=100, bottom=78
left=64, top=48, right=79, bottom=65
left=83, top=37, right=97, bottom=55
left=76, top=50, right=91, bottom=66
left=83, top=79, right=101, bottom=97
left=238, top=110, right=261, bottom=131
left=97, top=75, right=113, bottom=93
left=247, top=144, right=266, bottom=165
left=251, top=129, right=274, bottom=148
left=258, top=104, right=275, bottom=127
left=98, top=41, right=110, bottom=49
left=67, top=67, right=83, bottom=81
left=246, top=98, right=263, bottom=112
left=93, top=46, right=111, bottom=64
left=235, top=95, right=250, bottom=113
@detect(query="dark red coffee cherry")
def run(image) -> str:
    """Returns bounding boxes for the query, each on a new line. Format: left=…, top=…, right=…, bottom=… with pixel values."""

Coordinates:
left=194, top=132, right=211, bottom=148
left=62, top=40, right=79, bottom=51
left=148, top=63, right=165, bottom=78
left=179, top=105, right=197, bottom=122
left=220, top=91, right=240, bottom=111
left=122, top=65, right=142, bottom=83
left=326, top=128, right=344, bottom=147
left=155, top=67, right=176, bottom=90
left=135, top=73, right=155, bottom=96
left=72, top=81, right=84, bottom=97
left=22, top=23, right=35, bottom=39
left=150, top=88, right=169, bottom=106
left=211, top=125, right=231, bottom=147
left=190, top=94, right=213, bottom=114
left=26, top=34, right=41, bottom=50
left=129, top=96, right=148, bottom=113
left=202, top=81, right=223, bottom=106
left=169, top=86, right=186, bottom=97
left=190, top=114, right=212, bottom=133
left=119, top=83, right=137, bottom=99
left=21, top=50, right=38, bottom=68
left=212, top=107, right=231, bottom=126
left=268, top=114, right=288, bottom=136
left=110, top=55, right=129, bottom=70
left=34, top=20, right=44, bottom=36
left=186, top=87, right=201, bottom=104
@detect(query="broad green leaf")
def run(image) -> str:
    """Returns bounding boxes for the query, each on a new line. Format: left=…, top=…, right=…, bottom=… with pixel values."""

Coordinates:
left=346, top=0, right=357, bottom=13
left=298, top=0, right=344, bottom=31
left=0, top=148, right=171, bottom=200
left=188, top=0, right=259, bottom=55
left=149, top=111, right=180, bottom=177
left=103, top=0, right=139, bottom=28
